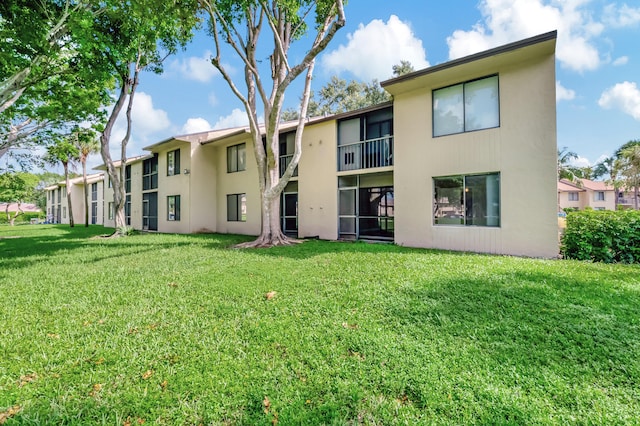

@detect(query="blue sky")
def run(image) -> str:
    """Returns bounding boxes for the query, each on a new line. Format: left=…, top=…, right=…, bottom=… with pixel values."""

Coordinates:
left=92, top=0, right=640, bottom=172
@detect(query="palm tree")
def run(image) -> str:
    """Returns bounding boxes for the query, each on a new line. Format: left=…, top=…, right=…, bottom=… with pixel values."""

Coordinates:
left=593, top=156, right=623, bottom=209
left=557, top=147, right=582, bottom=183
left=46, top=137, right=79, bottom=227
left=74, top=128, right=100, bottom=227
left=618, top=143, right=640, bottom=210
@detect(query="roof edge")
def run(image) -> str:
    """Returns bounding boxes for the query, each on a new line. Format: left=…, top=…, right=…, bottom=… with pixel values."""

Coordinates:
left=381, top=30, right=558, bottom=88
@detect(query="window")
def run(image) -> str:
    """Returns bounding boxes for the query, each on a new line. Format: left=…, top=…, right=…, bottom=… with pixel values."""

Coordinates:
left=595, top=191, right=605, bottom=201
left=91, top=182, right=98, bottom=201
left=125, top=164, right=132, bottom=193
left=167, top=149, right=181, bottom=176
left=108, top=202, right=114, bottom=220
left=167, top=195, right=181, bottom=221
left=434, top=173, right=500, bottom=227
left=227, top=193, right=246, bottom=221
left=63, top=206, right=67, bottom=219
left=227, top=143, right=246, bottom=173
left=125, top=194, right=131, bottom=226
left=433, top=75, right=499, bottom=137
left=57, top=189, right=60, bottom=203
left=142, top=154, right=158, bottom=190
left=108, top=178, right=112, bottom=188
left=568, top=192, right=579, bottom=201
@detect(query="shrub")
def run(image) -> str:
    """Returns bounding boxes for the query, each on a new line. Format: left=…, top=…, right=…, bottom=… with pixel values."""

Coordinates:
left=0, top=212, right=44, bottom=225
left=561, top=209, right=640, bottom=263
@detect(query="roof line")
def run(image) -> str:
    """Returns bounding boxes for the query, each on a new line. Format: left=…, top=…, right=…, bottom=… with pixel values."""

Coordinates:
left=381, top=30, right=557, bottom=88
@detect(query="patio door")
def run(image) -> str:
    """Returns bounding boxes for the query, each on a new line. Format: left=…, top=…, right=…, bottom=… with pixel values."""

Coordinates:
left=142, top=192, right=158, bottom=231
left=281, top=192, right=298, bottom=236
left=338, top=187, right=357, bottom=240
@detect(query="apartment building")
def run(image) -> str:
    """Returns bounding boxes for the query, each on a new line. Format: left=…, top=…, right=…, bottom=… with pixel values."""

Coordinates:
left=46, top=31, right=559, bottom=257
left=44, top=173, right=105, bottom=225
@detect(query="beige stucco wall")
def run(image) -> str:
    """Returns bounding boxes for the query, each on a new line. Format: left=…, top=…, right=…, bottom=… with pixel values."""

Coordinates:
left=297, top=121, right=339, bottom=240
left=190, top=142, right=218, bottom=233
left=390, top=46, right=558, bottom=257
left=154, top=144, right=191, bottom=234
left=213, top=137, right=261, bottom=236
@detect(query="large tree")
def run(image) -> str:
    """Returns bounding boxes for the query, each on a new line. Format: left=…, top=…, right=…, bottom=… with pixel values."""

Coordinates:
left=0, top=172, right=37, bottom=225
left=92, top=0, right=199, bottom=234
left=199, top=0, right=346, bottom=247
left=0, top=0, right=109, bottom=160
left=73, top=127, right=100, bottom=227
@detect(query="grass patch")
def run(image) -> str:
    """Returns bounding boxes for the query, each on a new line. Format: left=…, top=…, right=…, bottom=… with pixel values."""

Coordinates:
left=1, top=225, right=639, bottom=424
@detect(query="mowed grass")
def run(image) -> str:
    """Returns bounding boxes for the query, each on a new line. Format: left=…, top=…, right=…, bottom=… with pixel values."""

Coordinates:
left=1, top=225, right=639, bottom=425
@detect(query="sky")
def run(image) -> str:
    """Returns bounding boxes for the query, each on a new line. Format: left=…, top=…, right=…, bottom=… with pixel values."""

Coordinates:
left=88, top=0, right=640, bottom=173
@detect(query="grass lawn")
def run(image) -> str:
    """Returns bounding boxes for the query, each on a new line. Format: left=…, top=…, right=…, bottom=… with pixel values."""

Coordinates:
left=1, top=225, right=639, bottom=425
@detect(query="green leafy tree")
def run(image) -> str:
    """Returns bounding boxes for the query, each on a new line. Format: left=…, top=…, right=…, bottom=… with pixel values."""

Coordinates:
left=46, top=137, right=79, bottom=227
left=0, top=1, right=110, bottom=160
left=92, top=0, right=199, bottom=235
left=0, top=172, right=38, bottom=225
left=199, top=0, right=346, bottom=247
left=617, top=141, right=640, bottom=210
left=593, top=156, right=624, bottom=210
left=392, top=60, right=415, bottom=77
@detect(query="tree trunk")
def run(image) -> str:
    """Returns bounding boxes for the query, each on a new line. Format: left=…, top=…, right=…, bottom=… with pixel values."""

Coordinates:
left=82, top=160, right=89, bottom=226
left=63, top=162, right=74, bottom=227
left=235, top=192, right=298, bottom=248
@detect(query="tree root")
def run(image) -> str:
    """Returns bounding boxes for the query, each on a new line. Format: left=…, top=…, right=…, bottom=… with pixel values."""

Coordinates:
left=233, top=233, right=303, bottom=249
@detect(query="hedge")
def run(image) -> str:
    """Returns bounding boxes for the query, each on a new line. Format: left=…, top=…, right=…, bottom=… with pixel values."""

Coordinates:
left=561, top=209, right=640, bottom=263
left=0, top=212, right=44, bottom=225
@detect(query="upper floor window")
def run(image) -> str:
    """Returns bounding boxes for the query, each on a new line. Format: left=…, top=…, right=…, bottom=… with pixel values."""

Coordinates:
left=595, top=191, right=605, bottom=201
left=125, top=164, right=132, bottom=193
left=143, top=154, right=158, bottom=190
left=434, top=172, right=500, bottom=227
left=337, top=107, right=393, bottom=171
left=91, top=183, right=98, bottom=201
left=167, top=149, right=181, bottom=176
left=568, top=192, right=579, bottom=201
left=227, top=143, right=246, bottom=173
left=433, top=75, right=499, bottom=137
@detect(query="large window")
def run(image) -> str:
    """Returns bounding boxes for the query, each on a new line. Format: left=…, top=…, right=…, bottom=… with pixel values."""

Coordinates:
left=568, top=192, right=579, bottom=201
left=595, top=191, right=605, bottom=201
left=143, top=154, right=158, bottom=190
left=227, top=143, right=246, bottom=173
left=433, top=75, right=499, bottom=137
left=91, top=182, right=98, bottom=201
left=167, top=149, right=180, bottom=176
left=434, top=173, right=500, bottom=227
left=167, top=195, right=181, bottom=221
left=125, top=164, right=131, bottom=193
left=227, top=193, right=246, bottom=222
left=125, top=194, right=131, bottom=226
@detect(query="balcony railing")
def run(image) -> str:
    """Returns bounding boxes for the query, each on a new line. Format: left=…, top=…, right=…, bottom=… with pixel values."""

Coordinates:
left=279, top=154, right=298, bottom=177
left=338, top=136, right=393, bottom=172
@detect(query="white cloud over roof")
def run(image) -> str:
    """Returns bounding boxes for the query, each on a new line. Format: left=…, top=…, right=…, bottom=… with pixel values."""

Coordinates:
left=321, top=15, right=429, bottom=81
left=598, top=81, right=640, bottom=120
left=213, top=108, right=249, bottom=130
left=181, top=117, right=213, bottom=134
left=446, top=0, right=606, bottom=72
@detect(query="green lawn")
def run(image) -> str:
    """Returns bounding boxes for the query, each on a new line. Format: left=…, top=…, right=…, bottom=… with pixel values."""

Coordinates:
left=1, top=225, right=639, bottom=425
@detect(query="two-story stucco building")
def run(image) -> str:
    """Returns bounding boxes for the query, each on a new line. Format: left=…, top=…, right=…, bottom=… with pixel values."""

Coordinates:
left=46, top=31, right=559, bottom=258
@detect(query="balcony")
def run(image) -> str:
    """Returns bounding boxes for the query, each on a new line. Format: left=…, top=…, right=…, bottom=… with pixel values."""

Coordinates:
left=338, top=136, right=393, bottom=172
left=279, top=154, right=298, bottom=178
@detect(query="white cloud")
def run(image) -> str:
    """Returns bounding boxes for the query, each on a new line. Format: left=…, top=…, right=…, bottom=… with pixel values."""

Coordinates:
left=598, top=81, right=640, bottom=120
left=213, top=108, right=249, bottom=130
left=171, top=51, right=219, bottom=83
left=613, top=56, right=629, bottom=66
left=604, top=4, right=640, bottom=27
left=108, top=92, right=171, bottom=157
left=571, top=155, right=592, bottom=168
left=556, top=81, right=576, bottom=102
left=322, top=15, right=429, bottom=81
left=447, top=0, right=605, bottom=72
left=181, top=117, right=212, bottom=134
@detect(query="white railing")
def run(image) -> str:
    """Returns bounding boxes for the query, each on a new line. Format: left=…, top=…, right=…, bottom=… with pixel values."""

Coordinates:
left=338, top=136, right=393, bottom=172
